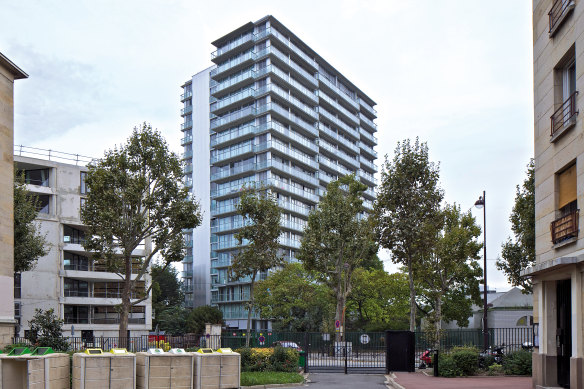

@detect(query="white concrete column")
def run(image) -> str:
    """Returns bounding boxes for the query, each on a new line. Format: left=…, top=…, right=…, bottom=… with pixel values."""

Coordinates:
left=572, top=269, right=583, bottom=357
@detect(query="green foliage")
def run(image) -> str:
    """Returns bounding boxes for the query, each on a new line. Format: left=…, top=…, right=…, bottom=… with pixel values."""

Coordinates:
left=155, top=306, right=190, bottom=336
left=229, top=187, right=282, bottom=346
left=236, top=347, right=299, bottom=372
left=498, top=159, right=535, bottom=292
left=81, top=123, right=202, bottom=338
left=254, top=263, right=335, bottom=332
left=2, top=343, right=29, bottom=354
left=503, top=350, right=532, bottom=375
left=26, top=309, right=69, bottom=351
left=240, top=372, right=304, bottom=386
left=186, top=305, right=223, bottom=335
left=488, top=363, right=504, bottom=376
left=299, top=174, right=377, bottom=335
left=347, top=269, right=410, bottom=331
left=450, top=346, right=479, bottom=376
left=438, top=355, right=461, bottom=377
left=13, top=170, right=48, bottom=272
left=151, top=262, right=184, bottom=330
left=375, top=138, right=443, bottom=331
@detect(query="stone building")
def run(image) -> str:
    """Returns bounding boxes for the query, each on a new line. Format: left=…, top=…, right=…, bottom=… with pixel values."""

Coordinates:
left=0, top=52, right=27, bottom=347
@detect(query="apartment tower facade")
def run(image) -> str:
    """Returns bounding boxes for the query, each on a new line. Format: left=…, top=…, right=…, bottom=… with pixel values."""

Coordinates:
left=181, top=16, right=378, bottom=329
left=14, top=151, right=152, bottom=340
left=528, top=0, right=584, bottom=387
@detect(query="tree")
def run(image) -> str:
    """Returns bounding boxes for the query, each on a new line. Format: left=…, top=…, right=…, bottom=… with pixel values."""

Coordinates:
left=13, top=170, right=48, bottom=272
left=82, top=123, right=202, bottom=341
left=347, top=269, right=410, bottom=331
left=229, top=187, right=282, bottom=347
left=298, top=174, right=377, bottom=340
left=26, top=308, right=69, bottom=351
left=151, top=262, right=184, bottom=330
left=254, top=263, right=335, bottom=332
left=415, top=204, right=483, bottom=345
left=498, top=159, right=535, bottom=292
left=186, top=305, right=224, bottom=335
left=155, top=306, right=190, bottom=336
left=375, top=138, right=443, bottom=331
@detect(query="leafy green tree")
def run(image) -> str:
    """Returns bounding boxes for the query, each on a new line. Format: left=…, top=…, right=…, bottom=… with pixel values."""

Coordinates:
left=153, top=305, right=190, bottom=336
left=229, top=187, right=282, bottom=347
left=347, top=269, right=410, bottom=331
left=186, top=305, right=223, bottom=335
left=151, top=262, right=184, bottom=330
left=81, top=124, right=202, bottom=340
left=375, top=138, right=443, bottom=331
left=26, top=308, right=69, bottom=351
left=497, top=160, right=535, bottom=292
left=254, top=263, right=335, bottom=332
left=13, top=170, right=48, bottom=272
left=299, top=174, right=377, bottom=340
left=416, top=204, right=483, bottom=345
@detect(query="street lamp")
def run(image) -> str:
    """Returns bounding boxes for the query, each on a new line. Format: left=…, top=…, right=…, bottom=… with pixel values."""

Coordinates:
left=475, top=191, right=488, bottom=351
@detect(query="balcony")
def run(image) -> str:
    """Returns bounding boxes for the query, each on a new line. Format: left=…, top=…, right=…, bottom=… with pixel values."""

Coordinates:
left=212, top=33, right=254, bottom=62
left=319, top=140, right=360, bottom=170
left=210, top=142, right=253, bottom=165
left=181, top=121, right=193, bottom=130
left=211, top=123, right=258, bottom=148
left=551, top=210, right=579, bottom=244
left=549, top=0, right=575, bottom=37
left=183, top=165, right=193, bottom=175
left=181, top=134, right=193, bottom=146
left=318, top=123, right=360, bottom=154
left=360, top=158, right=378, bottom=173
left=210, top=88, right=255, bottom=115
left=317, top=91, right=360, bottom=126
left=181, top=90, right=193, bottom=101
left=261, top=45, right=318, bottom=87
left=551, top=91, right=578, bottom=141
left=278, top=237, right=301, bottom=249
left=359, top=99, right=377, bottom=117
left=280, top=219, right=305, bottom=233
left=316, top=74, right=359, bottom=109
left=211, top=161, right=256, bottom=181
left=317, top=107, right=359, bottom=140
left=211, top=203, right=238, bottom=216
left=319, top=156, right=354, bottom=177
left=359, top=112, right=378, bottom=132
left=260, top=121, right=319, bottom=154
left=210, top=68, right=256, bottom=96
left=258, top=103, right=318, bottom=137
left=182, top=255, right=193, bottom=263
left=256, top=84, right=318, bottom=122
left=210, top=106, right=256, bottom=131
left=360, top=128, right=378, bottom=145
left=211, top=51, right=255, bottom=79
left=278, top=200, right=310, bottom=216
left=266, top=140, right=319, bottom=170
left=269, top=178, right=319, bottom=203
left=181, top=105, right=193, bottom=116
left=264, top=27, right=318, bottom=70
left=263, top=64, right=318, bottom=105
left=360, top=142, right=377, bottom=158
left=266, top=159, right=319, bottom=187
left=182, top=150, right=193, bottom=160
left=359, top=169, right=377, bottom=185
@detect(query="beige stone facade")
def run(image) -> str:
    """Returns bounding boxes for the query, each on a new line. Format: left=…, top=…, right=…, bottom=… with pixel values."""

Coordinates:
left=0, top=53, right=27, bottom=348
left=529, top=0, right=584, bottom=387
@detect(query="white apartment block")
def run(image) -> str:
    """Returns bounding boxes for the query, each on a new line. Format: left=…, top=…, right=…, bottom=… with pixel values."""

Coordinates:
left=14, top=150, right=152, bottom=340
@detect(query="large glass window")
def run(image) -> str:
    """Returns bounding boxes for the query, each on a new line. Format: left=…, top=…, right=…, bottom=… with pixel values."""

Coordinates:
left=64, top=278, right=89, bottom=297
left=64, top=305, right=89, bottom=324
left=80, top=172, right=89, bottom=194
left=64, top=225, right=85, bottom=244
left=33, top=194, right=50, bottom=214
left=64, top=252, right=89, bottom=271
left=14, top=273, right=21, bottom=299
left=24, top=169, right=49, bottom=187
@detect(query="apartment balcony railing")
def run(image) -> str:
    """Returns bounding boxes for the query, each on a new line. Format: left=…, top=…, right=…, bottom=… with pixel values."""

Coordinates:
left=317, top=91, right=360, bottom=126
left=359, top=98, right=377, bottom=117
left=181, top=105, right=193, bottom=116
left=319, top=141, right=360, bottom=170
left=360, top=128, right=378, bottom=145
left=318, top=108, right=359, bottom=140
left=212, top=258, right=231, bottom=268
left=183, top=165, right=193, bottom=175
left=211, top=203, right=238, bottom=216
left=317, top=123, right=360, bottom=154
left=551, top=91, right=578, bottom=139
left=257, top=103, right=318, bottom=137
left=360, top=141, right=378, bottom=158
left=182, top=150, right=193, bottom=160
left=211, top=123, right=258, bottom=148
left=210, top=68, right=256, bottom=95
left=212, top=220, right=250, bottom=233
left=212, top=33, right=254, bottom=60
left=210, top=106, right=256, bottom=131
left=210, top=88, right=255, bottom=114
left=182, top=270, right=193, bottom=278
left=259, top=45, right=317, bottom=87
left=256, top=84, right=318, bottom=121
left=181, top=135, right=193, bottom=146
left=359, top=169, right=377, bottom=185
left=212, top=293, right=251, bottom=304
left=181, top=90, right=193, bottom=101
left=363, top=200, right=374, bottom=211
left=363, top=187, right=376, bottom=199
left=278, top=237, right=301, bottom=249
left=265, top=159, right=319, bottom=186
left=181, top=121, right=193, bottom=130
left=264, top=27, right=318, bottom=70
left=270, top=178, right=319, bottom=202
left=278, top=200, right=310, bottom=216
left=280, top=220, right=306, bottom=233
left=260, top=121, right=319, bottom=154
left=319, top=156, right=354, bottom=177
left=551, top=210, right=579, bottom=244
left=261, top=64, right=318, bottom=105
left=359, top=112, right=378, bottom=132
left=211, top=51, right=255, bottom=78
left=360, top=158, right=378, bottom=173
left=184, top=178, right=193, bottom=188
left=549, top=0, right=576, bottom=36
left=316, top=74, right=359, bottom=109
left=182, top=255, right=193, bottom=263
left=265, top=141, right=319, bottom=170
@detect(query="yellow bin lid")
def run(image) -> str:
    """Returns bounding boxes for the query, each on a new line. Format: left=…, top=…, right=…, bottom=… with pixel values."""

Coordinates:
left=197, top=348, right=215, bottom=354
left=84, top=348, right=103, bottom=355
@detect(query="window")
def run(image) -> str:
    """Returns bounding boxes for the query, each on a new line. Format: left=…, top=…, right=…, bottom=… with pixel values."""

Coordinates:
left=14, top=273, right=21, bottom=299
left=64, top=278, right=89, bottom=297
left=23, top=169, right=49, bottom=187
left=64, top=305, right=89, bottom=324
left=33, top=194, right=50, bottom=214
left=552, top=163, right=579, bottom=244
left=64, top=252, right=89, bottom=271
left=551, top=48, right=577, bottom=138
left=80, top=172, right=88, bottom=194
left=64, top=225, right=85, bottom=244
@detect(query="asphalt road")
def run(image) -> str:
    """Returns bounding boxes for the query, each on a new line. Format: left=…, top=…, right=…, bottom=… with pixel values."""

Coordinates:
left=282, top=373, right=388, bottom=388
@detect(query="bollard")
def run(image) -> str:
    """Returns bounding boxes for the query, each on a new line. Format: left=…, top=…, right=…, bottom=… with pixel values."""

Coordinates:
left=433, top=350, right=439, bottom=377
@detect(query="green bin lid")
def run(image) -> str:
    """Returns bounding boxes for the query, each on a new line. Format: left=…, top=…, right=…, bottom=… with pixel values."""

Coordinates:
left=31, top=347, right=54, bottom=355
left=8, top=347, right=31, bottom=356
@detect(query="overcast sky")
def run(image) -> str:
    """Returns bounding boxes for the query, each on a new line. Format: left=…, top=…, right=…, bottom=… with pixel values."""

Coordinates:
left=1, top=0, right=534, bottom=291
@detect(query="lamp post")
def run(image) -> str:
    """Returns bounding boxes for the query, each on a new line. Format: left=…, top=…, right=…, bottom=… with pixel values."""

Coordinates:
left=475, top=191, right=488, bottom=351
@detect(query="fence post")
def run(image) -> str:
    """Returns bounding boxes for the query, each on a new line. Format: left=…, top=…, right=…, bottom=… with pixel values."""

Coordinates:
left=304, top=332, right=309, bottom=373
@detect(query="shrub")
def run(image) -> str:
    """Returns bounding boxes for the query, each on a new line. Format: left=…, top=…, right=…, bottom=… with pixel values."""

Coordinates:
left=27, top=309, right=69, bottom=351
left=450, top=346, right=479, bottom=376
left=487, top=363, right=504, bottom=376
left=270, top=346, right=299, bottom=372
left=438, top=355, right=462, bottom=377
left=503, top=350, right=532, bottom=376
left=236, top=347, right=299, bottom=372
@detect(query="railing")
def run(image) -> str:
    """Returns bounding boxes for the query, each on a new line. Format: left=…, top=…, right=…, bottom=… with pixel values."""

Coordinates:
left=180, top=90, right=192, bottom=101
left=210, top=106, right=256, bottom=130
left=14, top=145, right=94, bottom=165
left=359, top=112, right=377, bottom=131
left=549, top=0, right=575, bottom=35
left=360, top=128, right=378, bottom=144
left=210, top=68, right=255, bottom=95
left=551, top=209, right=579, bottom=244
left=318, top=123, right=360, bottom=154
left=212, top=33, right=254, bottom=59
left=181, top=121, right=193, bottom=130
left=359, top=98, right=377, bottom=116
left=551, top=91, right=578, bottom=137
left=181, top=105, right=193, bottom=115
left=316, top=74, right=359, bottom=109
left=317, top=107, right=359, bottom=140
left=211, top=123, right=258, bottom=148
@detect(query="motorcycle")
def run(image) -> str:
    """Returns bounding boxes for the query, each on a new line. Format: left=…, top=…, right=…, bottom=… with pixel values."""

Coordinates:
left=479, top=343, right=505, bottom=367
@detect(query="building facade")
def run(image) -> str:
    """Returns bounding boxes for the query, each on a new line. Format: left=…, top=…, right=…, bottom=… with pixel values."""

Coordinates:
left=181, top=16, right=378, bottom=329
left=14, top=151, right=152, bottom=340
left=527, top=0, right=584, bottom=387
left=0, top=52, right=27, bottom=347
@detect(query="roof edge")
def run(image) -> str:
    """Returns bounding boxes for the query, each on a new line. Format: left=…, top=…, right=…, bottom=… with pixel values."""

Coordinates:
left=0, top=52, right=28, bottom=79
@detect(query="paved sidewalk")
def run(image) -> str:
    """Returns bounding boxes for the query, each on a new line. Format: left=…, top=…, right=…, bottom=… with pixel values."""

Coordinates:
left=388, top=371, right=532, bottom=389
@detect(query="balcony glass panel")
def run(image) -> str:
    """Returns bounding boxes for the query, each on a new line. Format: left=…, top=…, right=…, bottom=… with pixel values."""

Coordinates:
left=212, top=33, right=254, bottom=59
left=359, top=128, right=378, bottom=144
left=210, top=106, right=256, bottom=130
left=359, top=112, right=377, bottom=131
left=317, top=107, right=359, bottom=140
left=260, top=121, right=318, bottom=153
left=359, top=98, right=377, bottom=116
left=317, top=91, right=359, bottom=125
left=317, top=73, right=359, bottom=109
left=211, top=123, right=258, bottom=147
left=211, top=68, right=256, bottom=95
left=212, top=51, right=255, bottom=77
left=211, top=88, right=255, bottom=113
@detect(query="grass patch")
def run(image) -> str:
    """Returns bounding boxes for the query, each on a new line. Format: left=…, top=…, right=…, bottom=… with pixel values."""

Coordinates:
left=240, top=371, right=304, bottom=386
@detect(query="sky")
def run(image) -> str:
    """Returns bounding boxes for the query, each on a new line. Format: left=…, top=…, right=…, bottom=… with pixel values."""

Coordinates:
left=1, top=0, right=534, bottom=291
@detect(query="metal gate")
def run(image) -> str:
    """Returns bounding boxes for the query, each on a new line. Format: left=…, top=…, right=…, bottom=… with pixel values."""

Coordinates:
left=305, top=332, right=386, bottom=374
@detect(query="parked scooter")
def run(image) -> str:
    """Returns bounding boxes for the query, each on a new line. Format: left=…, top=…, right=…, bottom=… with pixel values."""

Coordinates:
left=418, top=349, right=433, bottom=369
left=479, top=343, right=506, bottom=367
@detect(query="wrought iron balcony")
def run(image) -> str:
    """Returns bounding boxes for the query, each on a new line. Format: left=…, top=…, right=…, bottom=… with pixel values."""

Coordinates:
left=551, top=210, right=579, bottom=244
left=551, top=91, right=578, bottom=140
left=549, top=0, right=575, bottom=37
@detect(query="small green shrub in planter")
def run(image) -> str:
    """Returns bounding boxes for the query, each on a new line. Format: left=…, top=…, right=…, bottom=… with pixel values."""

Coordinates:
left=450, top=346, right=479, bottom=376
left=438, top=355, right=462, bottom=377
left=487, top=363, right=504, bottom=376
left=503, top=350, right=532, bottom=376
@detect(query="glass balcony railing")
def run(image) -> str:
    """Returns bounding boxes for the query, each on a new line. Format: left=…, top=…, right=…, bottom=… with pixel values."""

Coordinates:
left=316, top=74, right=359, bottom=109
left=363, top=199, right=374, bottom=211
left=181, top=121, right=193, bottom=130
left=317, top=123, right=360, bottom=154
left=269, top=177, right=319, bottom=202
left=183, top=165, right=193, bottom=174
left=212, top=33, right=254, bottom=60
left=359, top=98, right=377, bottom=117
left=278, top=200, right=311, bottom=216
left=263, top=27, right=318, bottom=70
left=259, top=45, right=317, bottom=87
left=211, top=161, right=256, bottom=181
left=319, top=141, right=360, bottom=169
left=182, top=150, right=193, bottom=159
left=317, top=91, right=359, bottom=126
left=261, top=64, right=318, bottom=104
left=263, top=159, right=319, bottom=187
left=263, top=140, right=319, bottom=170
left=359, top=142, right=378, bottom=158
left=211, top=51, right=255, bottom=78
left=359, top=112, right=377, bottom=131
left=278, top=237, right=301, bottom=249
left=360, top=158, right=378, bottom=172
left=280, top=219, right=306, bottom=232
left=257, top=103, right=318, bottom=137
left=211, top=68, right=256, bottom=95
left=210, top=106, right=256, bottom=131
left=211, top=123, right=258, bottom=148
left=359, top=169, right=377, bottom=185
left=181, top=90, right=193, bottom=101
left=181, top=105, right=193, bottom=116
left=210, top=142, right=253, bottom=164
left=360, top=128, right=378, bottom=145
left=317, top=107, right=359, bottom=140
left=319, top=156, right=354, bottom=177
left=182, top=255, right=193, bottom=263
left=211, top=88, right=255, bottom=113
left=363, top=187, right=376, bottom=199
left=211, top=203, right=238, bottom=215
left=181, top=134, right=193, bottom=145
left=257, top=83, right=318, bottom=121
left=260, top=121, right=318, bottom=153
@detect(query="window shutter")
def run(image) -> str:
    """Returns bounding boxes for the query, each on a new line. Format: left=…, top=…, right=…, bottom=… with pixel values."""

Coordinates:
left=558, top=164, right=577, bottom=208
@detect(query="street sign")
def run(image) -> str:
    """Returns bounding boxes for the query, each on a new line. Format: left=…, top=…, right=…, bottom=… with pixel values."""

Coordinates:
left=360, top=334, right=370, bottom=344
left=258, top=336, right=265, bottom=343
left=335, top=320, right=340, bottom=328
